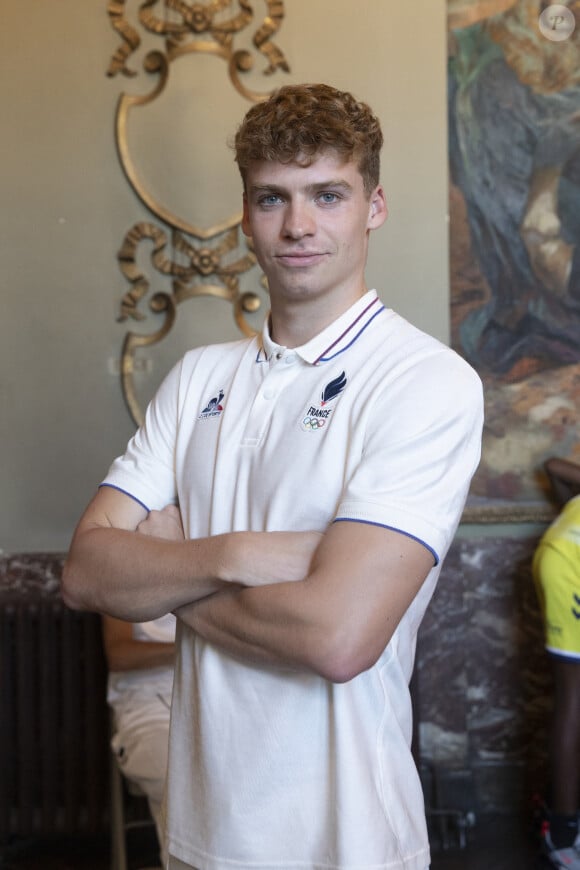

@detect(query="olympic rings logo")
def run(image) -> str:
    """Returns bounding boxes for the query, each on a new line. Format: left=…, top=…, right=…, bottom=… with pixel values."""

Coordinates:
left=302, top=416, right=326, bottom=430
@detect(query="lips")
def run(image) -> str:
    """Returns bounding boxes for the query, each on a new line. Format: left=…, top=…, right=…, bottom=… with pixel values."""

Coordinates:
left=275, top=252, right=327, bottom=267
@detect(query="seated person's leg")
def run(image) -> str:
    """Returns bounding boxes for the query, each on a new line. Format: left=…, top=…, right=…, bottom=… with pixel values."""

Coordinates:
left=112, top=691, right=171, bottom=842
left=103, top=614, right=176, bottom=849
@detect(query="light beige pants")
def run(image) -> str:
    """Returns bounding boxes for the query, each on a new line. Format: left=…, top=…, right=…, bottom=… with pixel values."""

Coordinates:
left=167, top=856, right=198, bottom=869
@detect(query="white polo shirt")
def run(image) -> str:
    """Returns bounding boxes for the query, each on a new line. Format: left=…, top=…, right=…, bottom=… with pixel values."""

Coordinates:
left=103, top=290, right=483, bottom=870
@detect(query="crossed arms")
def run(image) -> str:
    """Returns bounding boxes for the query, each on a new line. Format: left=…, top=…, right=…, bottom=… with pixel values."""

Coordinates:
left=62, top=487, right=434, bottom=683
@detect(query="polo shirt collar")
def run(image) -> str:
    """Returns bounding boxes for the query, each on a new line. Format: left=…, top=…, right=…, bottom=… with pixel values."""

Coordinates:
left=259, top=290, right=385, bottom=366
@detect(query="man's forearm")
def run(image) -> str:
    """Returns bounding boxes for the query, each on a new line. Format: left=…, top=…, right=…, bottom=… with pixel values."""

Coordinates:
left=176, top=568, right=353, bottom=681
left=176, top=521, right=436, bottom=684
left=106, top=638, right=176, bottom=671
left=63, top=527, right=235, bottom=621
left=63, top=526, right=322, bottom=622
left=176, top=581, right=322, bottom=674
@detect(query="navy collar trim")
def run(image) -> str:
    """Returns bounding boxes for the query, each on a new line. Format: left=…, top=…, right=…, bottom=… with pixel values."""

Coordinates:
left=313, top=298, right=385, bottom=364
left=255, top=293, right=385, bottom=365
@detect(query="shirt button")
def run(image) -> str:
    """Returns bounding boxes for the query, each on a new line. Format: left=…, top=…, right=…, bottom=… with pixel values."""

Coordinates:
left=275, top=351, right=283, bottom=360
left=263, top=389, right=275, bottom=400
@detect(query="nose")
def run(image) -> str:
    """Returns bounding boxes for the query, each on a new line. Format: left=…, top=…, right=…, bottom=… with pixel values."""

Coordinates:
left=281, top=200, right=315, bottom=240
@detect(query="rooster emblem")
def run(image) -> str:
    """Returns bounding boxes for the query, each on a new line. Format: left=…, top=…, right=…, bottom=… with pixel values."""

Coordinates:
left=201, top=390, right=224, bottom=416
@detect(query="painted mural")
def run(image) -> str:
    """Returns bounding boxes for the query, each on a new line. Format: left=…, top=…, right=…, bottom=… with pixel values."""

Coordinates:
left=448, top=0, right=580, bottom=507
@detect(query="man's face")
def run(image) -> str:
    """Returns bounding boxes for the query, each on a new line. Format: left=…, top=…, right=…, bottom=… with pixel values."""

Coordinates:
left=241, top=150, right=386, bottom=312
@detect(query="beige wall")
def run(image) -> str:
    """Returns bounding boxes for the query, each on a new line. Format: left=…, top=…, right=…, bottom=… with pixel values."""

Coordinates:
left=1, top=0, right=448, bottom=553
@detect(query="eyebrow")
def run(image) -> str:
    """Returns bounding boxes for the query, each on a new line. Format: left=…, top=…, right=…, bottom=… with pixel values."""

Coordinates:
left=248, top=180, right=354, bottom=197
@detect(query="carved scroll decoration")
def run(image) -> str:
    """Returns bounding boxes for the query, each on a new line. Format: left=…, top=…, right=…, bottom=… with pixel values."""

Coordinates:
left=106, top=0, right=289, bottom=424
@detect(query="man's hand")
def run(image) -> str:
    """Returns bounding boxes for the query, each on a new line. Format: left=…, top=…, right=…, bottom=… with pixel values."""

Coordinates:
left=137, top=509, right=321, bottom=588
left=137, top=505, right=185, bottom=542
left=221, top=531, right=323, bottom=587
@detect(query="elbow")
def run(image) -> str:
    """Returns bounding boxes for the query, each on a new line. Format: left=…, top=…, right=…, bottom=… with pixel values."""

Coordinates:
left=317, top=653, right=376, bottom=685
left=317, top=663, right=363, bottom=685
left=61, top=557, right=91, bottom=612
left=308, top=627, right=384, bottom=684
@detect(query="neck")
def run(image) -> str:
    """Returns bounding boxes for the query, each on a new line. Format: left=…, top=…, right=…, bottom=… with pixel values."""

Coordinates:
left=269, top=286, right=368, bottom=347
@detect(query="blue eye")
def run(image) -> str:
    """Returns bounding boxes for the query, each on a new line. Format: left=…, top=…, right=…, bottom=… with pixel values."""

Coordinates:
left=318, top=192, right=340, bottom=204
left=258, top=194, right=283, bottom=207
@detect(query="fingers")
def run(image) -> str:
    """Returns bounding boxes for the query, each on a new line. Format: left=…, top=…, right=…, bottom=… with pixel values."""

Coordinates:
left=137, top=504, right=185, bottom=541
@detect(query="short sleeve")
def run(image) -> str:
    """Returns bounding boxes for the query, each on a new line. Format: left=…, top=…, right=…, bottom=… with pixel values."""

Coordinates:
left=101, top=359, right=183, bottom=511
left=335, top=349, right=483, bottom=563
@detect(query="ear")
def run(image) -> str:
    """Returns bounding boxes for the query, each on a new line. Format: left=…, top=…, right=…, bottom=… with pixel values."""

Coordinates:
left=367, top=185, right=388, bottom=229
left=241, top=192, right=252, bottom=237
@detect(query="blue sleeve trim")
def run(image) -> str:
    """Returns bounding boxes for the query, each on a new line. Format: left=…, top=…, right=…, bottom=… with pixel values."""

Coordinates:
left=332, top=517, right=439, bottom=566
left=547, top=648, right=580, bottom=664
left=98, top=483, right=151, bottom=513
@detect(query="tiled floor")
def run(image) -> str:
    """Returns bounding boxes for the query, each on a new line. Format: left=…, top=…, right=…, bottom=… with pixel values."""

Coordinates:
left=0, top=815, right=550, bottom=869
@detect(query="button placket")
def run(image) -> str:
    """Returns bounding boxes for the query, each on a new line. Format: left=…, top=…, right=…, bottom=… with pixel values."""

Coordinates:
left=241, top=355, right=297, bottom=445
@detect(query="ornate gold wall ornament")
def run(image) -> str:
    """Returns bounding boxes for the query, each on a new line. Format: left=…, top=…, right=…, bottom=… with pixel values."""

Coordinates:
left=106, top=0, right=289, bottom=88
left=106, top=0, right=289, bottom=424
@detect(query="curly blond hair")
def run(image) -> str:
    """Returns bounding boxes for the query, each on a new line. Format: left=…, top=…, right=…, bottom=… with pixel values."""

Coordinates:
left=234, top=83, right=383, bottom=197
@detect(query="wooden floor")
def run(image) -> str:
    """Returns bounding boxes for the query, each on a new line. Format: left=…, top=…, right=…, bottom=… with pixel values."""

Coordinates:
left=0, top=814, right=549, bottom=869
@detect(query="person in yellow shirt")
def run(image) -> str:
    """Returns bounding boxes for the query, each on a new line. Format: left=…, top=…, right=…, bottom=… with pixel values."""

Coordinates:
left=533, top=457, right=580, bottom=868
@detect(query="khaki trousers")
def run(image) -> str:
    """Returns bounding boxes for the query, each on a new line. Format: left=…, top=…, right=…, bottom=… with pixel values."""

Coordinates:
left=167, top=856, right=198, bottom=870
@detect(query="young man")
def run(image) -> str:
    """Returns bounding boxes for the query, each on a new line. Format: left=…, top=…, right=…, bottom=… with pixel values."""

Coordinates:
left=533, top=457, right=580, bottom=869
left=63, top=84, right=484, bottom=870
